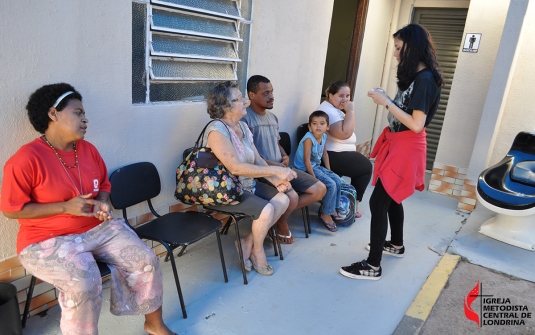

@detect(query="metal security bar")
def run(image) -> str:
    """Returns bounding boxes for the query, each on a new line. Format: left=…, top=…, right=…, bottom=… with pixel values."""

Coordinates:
left=150, top=32, right=240, bottom=62
left=149, top=57, right=237, bottom=81
left=133, top=0, right=251, bottom=102
left=152, top=0, right=243, bottom=21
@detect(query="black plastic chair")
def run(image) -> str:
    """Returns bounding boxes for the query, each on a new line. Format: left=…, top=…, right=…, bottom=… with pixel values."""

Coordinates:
left=296, top=123, right=309, bottom=144
left=109, top=161, right=227, bottom=318
left=22, top=262, right=110, bottom=328
left=1, top=282, right=23, bottom=334
left=181, top=149, right=281, bottom=285
left=279, top=131, right=311, bottom=237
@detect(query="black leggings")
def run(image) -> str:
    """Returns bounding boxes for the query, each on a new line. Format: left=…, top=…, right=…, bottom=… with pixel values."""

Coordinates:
left=366, top=179, right=404, bottom=267
left=327, top=150, right=372, bottom=202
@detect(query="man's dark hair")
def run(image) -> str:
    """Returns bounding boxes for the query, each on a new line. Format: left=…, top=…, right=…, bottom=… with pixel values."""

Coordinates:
left=309, top=110, right=330, bottom=125
left=247, top=75, right=270, bottom=94
left=26, top=83, right=82, bottom=134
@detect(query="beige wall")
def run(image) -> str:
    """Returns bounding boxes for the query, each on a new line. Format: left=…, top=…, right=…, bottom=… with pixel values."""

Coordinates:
left=435, top=0, right=510, bottom=170
left=353, top=0, right=396, bottom=145
left=488, top=0, right=535, bottom=165
left=247, top=0, right=334, bottom=141
left=0, top=0, right=334, bottom=260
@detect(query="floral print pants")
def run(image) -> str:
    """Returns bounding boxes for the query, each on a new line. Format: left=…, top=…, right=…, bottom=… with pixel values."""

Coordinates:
left=19, top=218, right=163, bottom=335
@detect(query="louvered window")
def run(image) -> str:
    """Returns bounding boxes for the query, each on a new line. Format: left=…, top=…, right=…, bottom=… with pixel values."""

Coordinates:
left=132, top=0, right=252, bottom=103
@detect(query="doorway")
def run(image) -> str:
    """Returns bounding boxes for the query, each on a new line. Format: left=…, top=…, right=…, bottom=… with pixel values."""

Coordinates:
left=321, top=0, right=369, bottom=99
left=412, top=8, right=468, bottom=170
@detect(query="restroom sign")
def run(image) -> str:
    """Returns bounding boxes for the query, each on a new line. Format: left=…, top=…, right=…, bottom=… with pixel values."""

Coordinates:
left=462, top=33, right=481, bottom=53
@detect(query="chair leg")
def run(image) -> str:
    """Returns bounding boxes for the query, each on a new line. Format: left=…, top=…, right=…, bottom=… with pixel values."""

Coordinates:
left=22, top=275, right=37, bottom=328
left=302, top=207, right=309, bottom=238
left=271, top=226, right=283, bottom=260
left=271, top=226, right=278, bottom=257
left=221, top=217, right=233, bottom=235
left=175, top=245, right=187, bottom=257
left=215, top=230, right=228, bottom=283
left=161, top=241, right=187, bottom=318
left=305, top=206, right=311, bottom=234
left=231, top=216, right=248, bottom=285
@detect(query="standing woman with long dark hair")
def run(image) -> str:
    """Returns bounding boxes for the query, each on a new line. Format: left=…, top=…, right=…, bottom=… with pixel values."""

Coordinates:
left=340, top=24, right=444, bottom=280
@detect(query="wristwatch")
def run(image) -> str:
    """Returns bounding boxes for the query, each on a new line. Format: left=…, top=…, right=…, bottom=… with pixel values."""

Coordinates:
left=386, top=101, right=394, bottom=110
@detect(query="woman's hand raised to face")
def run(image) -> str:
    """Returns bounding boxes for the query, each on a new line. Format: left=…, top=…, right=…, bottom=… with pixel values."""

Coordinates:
left=340, top=100, right=354, bottom=113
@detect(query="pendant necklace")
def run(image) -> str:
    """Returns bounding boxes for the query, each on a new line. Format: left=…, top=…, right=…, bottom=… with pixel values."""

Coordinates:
left=41, top=135, right=83, bottom=195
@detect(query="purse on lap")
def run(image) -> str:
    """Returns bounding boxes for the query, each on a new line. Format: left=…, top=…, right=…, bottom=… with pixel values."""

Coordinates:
left=175, top=119, right=243, bottom=206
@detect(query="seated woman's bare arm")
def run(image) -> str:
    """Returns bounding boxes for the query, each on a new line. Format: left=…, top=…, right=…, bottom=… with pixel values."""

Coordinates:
left=207, top=130, right=296, bottom=182
left=326, top=101, right=355, bottom=140
left=3, top=193, right=113, bottom=220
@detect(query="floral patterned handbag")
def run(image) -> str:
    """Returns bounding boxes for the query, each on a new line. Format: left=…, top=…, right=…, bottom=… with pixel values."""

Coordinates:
left=175, top=120, right=243, bottom=206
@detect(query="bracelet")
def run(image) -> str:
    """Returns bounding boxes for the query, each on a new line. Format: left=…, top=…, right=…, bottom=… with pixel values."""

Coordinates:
left=386, top=101, right=394, bottom=110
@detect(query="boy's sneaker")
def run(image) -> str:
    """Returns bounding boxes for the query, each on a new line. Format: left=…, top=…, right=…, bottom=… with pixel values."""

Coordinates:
left=366, top=241, right=405, bottom=258
left=339, top=260, right=381, bottom=280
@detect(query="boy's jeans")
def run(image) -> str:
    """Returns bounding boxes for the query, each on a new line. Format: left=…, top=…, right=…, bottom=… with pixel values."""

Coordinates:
left=313, top=165, right=342, bottom=215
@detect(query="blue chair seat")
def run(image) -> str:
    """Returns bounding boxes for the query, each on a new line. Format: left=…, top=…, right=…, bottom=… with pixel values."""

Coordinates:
left=477, top=132, right=535, bottom=210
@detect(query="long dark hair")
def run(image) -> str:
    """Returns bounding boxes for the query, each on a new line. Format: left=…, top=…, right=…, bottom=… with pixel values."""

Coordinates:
left=393, top=24, right=444, bottom=90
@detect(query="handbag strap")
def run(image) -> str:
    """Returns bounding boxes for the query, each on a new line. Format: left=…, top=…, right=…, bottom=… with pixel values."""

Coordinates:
left=194, top=119, right=234, bottom=150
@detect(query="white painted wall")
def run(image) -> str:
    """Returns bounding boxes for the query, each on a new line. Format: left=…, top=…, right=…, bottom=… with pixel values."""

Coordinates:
left=0, top=0, right=334, bottom=259
left=488, top=0, right=535, bottom=165
left=247, top=0, right=334, bottom=144
left=353, top=0, right=396, bottom=145
left=435, top=0, right=510, bottom=169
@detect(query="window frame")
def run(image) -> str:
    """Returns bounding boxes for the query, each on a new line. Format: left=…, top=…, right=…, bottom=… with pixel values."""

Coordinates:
left=133, top=0, right=252, bottom=103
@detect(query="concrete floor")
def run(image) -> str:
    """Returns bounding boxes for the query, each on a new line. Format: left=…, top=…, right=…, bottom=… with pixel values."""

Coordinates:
left=449, top=205, right=535, bottom=283
left=22, top=183, right=470, bottom=335
left=417, top=204, right=535, bottom=335
left=421, top=260, right=535, bottom=335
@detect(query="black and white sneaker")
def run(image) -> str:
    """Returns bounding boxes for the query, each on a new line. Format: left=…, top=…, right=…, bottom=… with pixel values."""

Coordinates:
left=366, top=241, right=405, bottom=258
left=339, top=260, right=381, bottom=280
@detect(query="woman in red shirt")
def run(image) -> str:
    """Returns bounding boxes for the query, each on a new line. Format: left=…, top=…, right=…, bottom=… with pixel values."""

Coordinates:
left=340, top=24, right=444, bottom=280
left=1, top=83, right=175, bottom=335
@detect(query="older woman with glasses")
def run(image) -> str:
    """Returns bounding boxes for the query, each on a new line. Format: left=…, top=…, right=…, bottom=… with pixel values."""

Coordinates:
left=202, top=81, right=296, bottom=276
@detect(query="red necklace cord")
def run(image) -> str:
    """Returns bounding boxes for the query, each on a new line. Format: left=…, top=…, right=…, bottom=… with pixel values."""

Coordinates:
left=41, top=136, right=83, bottom=195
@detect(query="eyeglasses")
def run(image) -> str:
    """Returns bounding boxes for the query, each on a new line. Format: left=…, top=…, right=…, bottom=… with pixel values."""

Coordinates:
left=230, top=97, right=250, bottom=105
